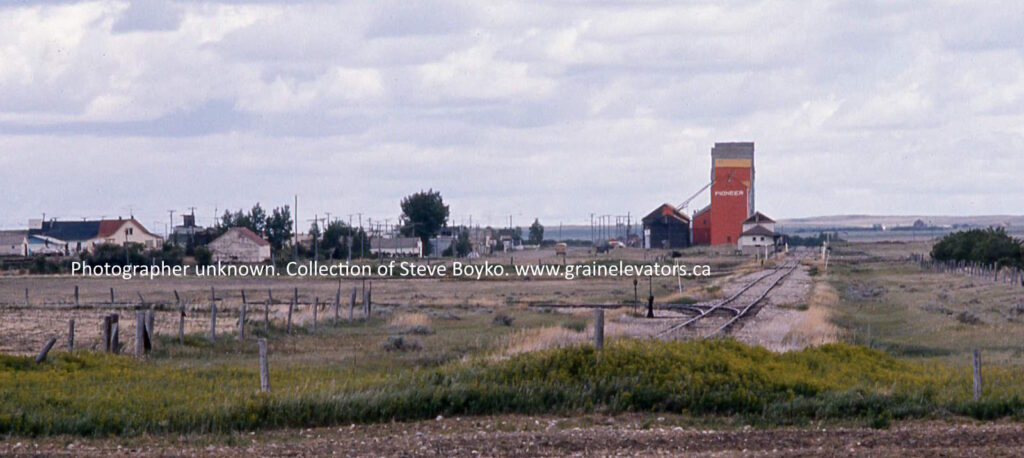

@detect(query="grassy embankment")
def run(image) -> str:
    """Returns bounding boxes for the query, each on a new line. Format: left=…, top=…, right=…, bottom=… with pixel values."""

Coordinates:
left=2, top=338, right=1023, bottom=437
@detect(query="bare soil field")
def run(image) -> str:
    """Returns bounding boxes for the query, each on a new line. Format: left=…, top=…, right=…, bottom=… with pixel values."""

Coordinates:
left=3, top=415, right=1024, bottom=457
left=4, top=242, right=1023, bottom=455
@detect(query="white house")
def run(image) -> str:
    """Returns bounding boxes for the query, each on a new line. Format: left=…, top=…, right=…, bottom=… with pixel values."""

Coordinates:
left=0, top=231, right=27, bottom=257
left=370, top=237, right=422, bottom=257
left=27, top=217, right=162, bottom=254
left=738, top=212, right=778, bottom=254
left=208, top=227, right=271, bottom=263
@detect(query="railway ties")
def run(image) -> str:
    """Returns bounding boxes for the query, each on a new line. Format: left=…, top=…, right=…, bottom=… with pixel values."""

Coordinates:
left=658, top=254, right=805, bottom=339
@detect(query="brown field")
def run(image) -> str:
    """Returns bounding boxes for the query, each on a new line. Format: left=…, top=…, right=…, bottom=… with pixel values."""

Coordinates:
left=4, top=241, right=1024, bottom=455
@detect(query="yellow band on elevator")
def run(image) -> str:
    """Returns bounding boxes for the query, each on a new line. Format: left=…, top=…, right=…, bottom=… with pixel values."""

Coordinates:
left=714, top=159, right=752, bottom=168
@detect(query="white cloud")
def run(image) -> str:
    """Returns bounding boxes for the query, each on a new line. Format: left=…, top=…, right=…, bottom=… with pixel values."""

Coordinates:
left=1, top=0, right=1023, bottom=230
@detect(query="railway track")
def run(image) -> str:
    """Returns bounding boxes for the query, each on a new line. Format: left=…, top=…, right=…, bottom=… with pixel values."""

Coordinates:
left=657, top=254, right=805, bottom=339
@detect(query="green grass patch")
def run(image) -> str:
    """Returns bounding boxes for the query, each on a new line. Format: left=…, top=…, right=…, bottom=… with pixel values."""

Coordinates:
left=1, top=340, right=1023, bottom=437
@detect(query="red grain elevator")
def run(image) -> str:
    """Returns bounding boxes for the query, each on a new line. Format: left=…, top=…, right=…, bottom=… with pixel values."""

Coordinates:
left=708, top=142, right=754, bottom=245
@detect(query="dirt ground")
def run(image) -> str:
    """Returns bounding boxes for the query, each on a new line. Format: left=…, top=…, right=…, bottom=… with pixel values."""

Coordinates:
left=3, top=415, right=1024, bottom=457
left=731, top=260, right=841, bottom=351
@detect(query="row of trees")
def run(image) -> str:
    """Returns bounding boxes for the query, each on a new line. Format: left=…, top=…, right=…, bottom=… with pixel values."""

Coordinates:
left=931, top=227, right=1023, bottom=268
left=217, top=204, right=293, bottom=251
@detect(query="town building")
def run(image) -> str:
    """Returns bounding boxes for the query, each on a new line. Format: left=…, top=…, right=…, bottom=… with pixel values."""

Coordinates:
left=208, top=227, right=271, bottom=263
left=642, top=204, right=691, bottom=249
left=369, top=237, right=423, bottom=257
left=0, top=230, right=28, bottom=257
left=738, top=212, right=778, bottom=254
left=27, top=217, right=162, bottom=254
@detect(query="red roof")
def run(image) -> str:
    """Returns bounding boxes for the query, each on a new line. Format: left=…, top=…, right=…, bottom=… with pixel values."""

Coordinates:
left=96, top=218, right=159, bottom=239
left=642, top=204, right=690, bottom=224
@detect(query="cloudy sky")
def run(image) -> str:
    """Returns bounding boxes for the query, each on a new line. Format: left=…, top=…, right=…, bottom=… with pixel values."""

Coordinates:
left=2, top=0, right=1023, bottom=233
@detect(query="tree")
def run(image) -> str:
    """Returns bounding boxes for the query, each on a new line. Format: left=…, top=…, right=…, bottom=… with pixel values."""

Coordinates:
left=528, top=218, right=544, bottom=245
left=931, top=227, right=1022, bottom=268
left=319, top=220, right=373, bottom=260
left=399, top=189, right=449, bottom=252
left=248, top=203, right=267, bottom=235
left=265, top=205, right=294, bottom=251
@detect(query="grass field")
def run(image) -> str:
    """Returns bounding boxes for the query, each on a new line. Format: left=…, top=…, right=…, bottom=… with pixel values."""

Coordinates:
left=1, top=242, right=1024, bottom=439
left=5, top=337, right=1024, bottom=437
left=825, top=241, right=1024, bottom=365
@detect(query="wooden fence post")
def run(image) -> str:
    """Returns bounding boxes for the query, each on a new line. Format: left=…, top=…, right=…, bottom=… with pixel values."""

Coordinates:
left=110, top=314, right=120, bottom=354
left=146, top=310, right=155, bottom=340
left=102, top=315, right=112, bottom=353
left=349, top=287, right=356, bottom=321
left=265, top=289, right=272, bottom=332
left=333, top=284, right=341, bottom=325
left=258, top=338, right=270, bottom=393
left=35, top=336, right=57, bottom=364
left=175, top=290, right=184, bottom=345
left=24, top=288, right=29, bottom=306
left=209, top=286, right=217, bottom=343
left=137, top=292, right=146, bottom=307
left=973, top=349, right=983, bottom=401
left=74, top=285, right=79, bottom=306
left=110, top=287, right=115, bottom=305
left=239, top=290, right=247, bottom=341
left=312, top=297, right=318, bottom=334
left=135, top=311, right=147, bottom=358
left=363, top=282, right=372, bottom=318
left=68, top=319, right=75, bottom=352
left=593, top=309, right=604, bottom=351
left=288, top=288, right=296, bottom=334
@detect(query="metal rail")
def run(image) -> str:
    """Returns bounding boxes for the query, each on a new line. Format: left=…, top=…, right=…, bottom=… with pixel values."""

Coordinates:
left=655, top=265, right=784, bottom=337
left=657, top=255, right=804, bottom=338
left=706, top=259, right=802, bottom=337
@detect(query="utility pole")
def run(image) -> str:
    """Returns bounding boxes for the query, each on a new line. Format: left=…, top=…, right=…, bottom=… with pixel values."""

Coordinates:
left=358, top=213, right=363, bottom=259
left=294, top=194, right=299, bottom=262
left=307, top=214, right=320, bottom=260
left=187, top=206, right=197, bottom=246
left=167, top=210, right=175, bottom=240
left=347, top=214, right=354, bottom=262
left=590, top=213, right=595, bottom=246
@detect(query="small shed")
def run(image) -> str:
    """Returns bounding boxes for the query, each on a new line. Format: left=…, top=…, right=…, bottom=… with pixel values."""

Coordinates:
left=208, top=227, right=271, bottom=263
left=642, top=204, right=691, bottom=249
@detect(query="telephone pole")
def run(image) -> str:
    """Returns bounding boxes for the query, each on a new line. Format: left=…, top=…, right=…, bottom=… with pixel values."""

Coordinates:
left=167, top=210, right=175, bottom=240
left=293, top=195, right=299, bottom=260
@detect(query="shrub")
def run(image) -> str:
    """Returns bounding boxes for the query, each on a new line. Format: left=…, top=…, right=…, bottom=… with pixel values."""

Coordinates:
left=931, top=227, right=1023, bottom=268
left=381, top=336, right=422, bottom=352
left=3, top=340, right=1024, bottom=437
left=492, top=313, right=515, bottom=326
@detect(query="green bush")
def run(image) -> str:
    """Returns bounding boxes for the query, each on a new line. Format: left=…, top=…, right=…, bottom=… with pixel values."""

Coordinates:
left=931, top=227, right=1022, bottom=268
left=2, top=340, right=1023, bottom=437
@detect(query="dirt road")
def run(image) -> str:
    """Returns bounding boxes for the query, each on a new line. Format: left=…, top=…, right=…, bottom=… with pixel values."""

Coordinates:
left=3, top=415, right=1023, bottom=457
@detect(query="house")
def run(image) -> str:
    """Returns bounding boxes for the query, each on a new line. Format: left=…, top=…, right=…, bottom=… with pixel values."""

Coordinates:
left=738, top=212, right=778, bottom=254
left=369, top=237, right=422, bottom=257
left=208, top=227, right=271, bottom=263
left=642, top=204, right=691, bottom=249
left=0, top=230, right=28, bottom=257
left=27, top=217, right=162, bottom=254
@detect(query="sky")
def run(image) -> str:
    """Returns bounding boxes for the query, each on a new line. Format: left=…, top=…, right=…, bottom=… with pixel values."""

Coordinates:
left=2, top=0, right=1024, bottom=234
